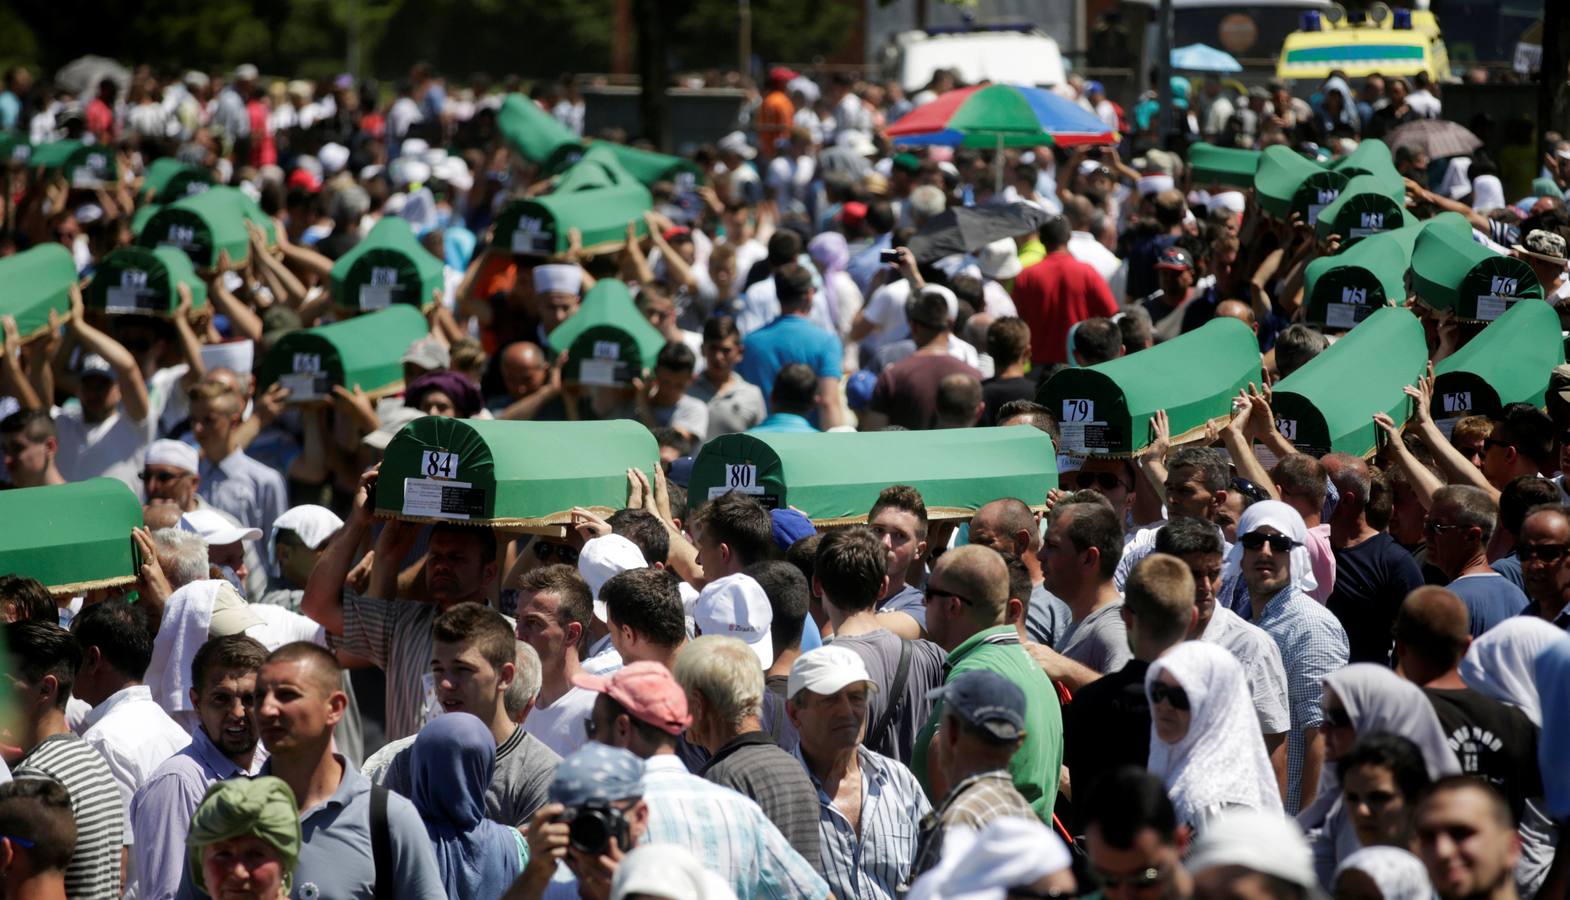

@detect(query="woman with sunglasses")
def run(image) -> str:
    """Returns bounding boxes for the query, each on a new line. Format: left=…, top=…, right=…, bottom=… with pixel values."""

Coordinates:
left=1144, top=641, right=1282, bottom=838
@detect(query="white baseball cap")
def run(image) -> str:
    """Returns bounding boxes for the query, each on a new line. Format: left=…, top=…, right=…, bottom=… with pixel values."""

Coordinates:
left=694, top=574, right=774, bottom=667
left=977, top=237, right=1022, bottom=281
left=179, top=508, right=262, bottom=546
left=145, top=439, right=199, bottom=474
left=787, top=645, right=878, bottom=701
left=577, top=534, right=648, bottom=622
left=271, top=504, right=344, bottom=552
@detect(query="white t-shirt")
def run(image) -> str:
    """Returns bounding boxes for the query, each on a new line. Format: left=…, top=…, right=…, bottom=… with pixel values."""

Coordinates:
left=522, top=685, right=599, bottom=758
left=53, top=403, right=153, bottom=493
left=860, top=279, right=913, bottom=354
left=147, top=364, right=190, bottom=438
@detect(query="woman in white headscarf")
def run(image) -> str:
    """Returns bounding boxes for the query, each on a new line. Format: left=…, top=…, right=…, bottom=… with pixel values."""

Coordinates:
left=1457, top=617, right=1563, bottom=898
left=1145, top=642, right=1282, bottom=835
left=1471, top=174, right=1507, bottom=214
left=1333, top=847, right=1431, bottom=900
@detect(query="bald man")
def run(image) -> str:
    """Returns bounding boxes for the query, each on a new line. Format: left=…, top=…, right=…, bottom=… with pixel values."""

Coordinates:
left=969, top=499, right=1072, bottom=646
left=1323, top=453, right=1424, bottom=664
left=912, top=544, right=1065, bottom=824
left=495, top=342, right=563, bottom=420
left=1394, top=588, right=1540, bottom=821
left=1214, top=299, right=1256, bottom=333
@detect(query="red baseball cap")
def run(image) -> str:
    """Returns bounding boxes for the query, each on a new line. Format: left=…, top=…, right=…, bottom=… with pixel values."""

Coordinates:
left=769, top=66, right=799, bottom=85
left=287, top=168, right=321, bottom=193
left=839, top=201, right=868, bottom=230
left=573, top=661, right=692, bottom=735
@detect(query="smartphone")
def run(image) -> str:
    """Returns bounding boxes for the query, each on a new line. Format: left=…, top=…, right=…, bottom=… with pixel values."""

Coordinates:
left=879, top=249, right=901, bottom=264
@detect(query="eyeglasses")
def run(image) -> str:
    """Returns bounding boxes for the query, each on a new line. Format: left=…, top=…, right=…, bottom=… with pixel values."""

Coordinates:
left=1076, top=471, right=1130, bottom=492
left=1092, top=866, right=1166, bottom=890
left=1325, top=705, right=1353, bottom=729
left=1423, top=518, right=1469, bottom=536
left=924, top=585, right=976, bottom=607
left=1518, top=543, right=1570, bottom=564
left=533, top=541, right=579, bottom=564
left=1148, top=682, right=1190, bottom=711
left=1238, top=532, right=1298, bottom=552
left=1482, top=437, right=1512, bottom=452
left=139, top=470, right=185, bottom=483
left=1230, top=477, right=1270, bottom=503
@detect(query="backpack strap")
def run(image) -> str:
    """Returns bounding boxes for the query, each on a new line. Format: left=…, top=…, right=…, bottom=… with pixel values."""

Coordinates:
left=874, top=637, right=914, bottom=745
left=370, top=784, right=392, bottom=900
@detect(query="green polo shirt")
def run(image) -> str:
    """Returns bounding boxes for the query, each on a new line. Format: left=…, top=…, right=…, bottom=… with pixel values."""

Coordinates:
left=912, top=625, right=1064, bottom=822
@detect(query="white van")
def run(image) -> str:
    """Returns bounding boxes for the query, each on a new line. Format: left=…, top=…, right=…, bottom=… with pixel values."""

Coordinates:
left=882, top=26, right=1067, bottom=94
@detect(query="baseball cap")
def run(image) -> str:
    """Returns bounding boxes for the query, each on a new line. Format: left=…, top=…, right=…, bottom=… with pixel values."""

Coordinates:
left=1186, top=810, right=1328, bottom=900
left=977, top=237, right=1023, bottom=281
left=769, top=509, right=816, bottom=552
left=207, top=581, right=265, bottom=637
left=1156, top=246, right=1195, bottom=271
left=838, top=201, right=868, bottom=231
left=717, top=131, right=756, bottom=160
left=80, top=353, right=114, bottom=381
left=549, top=743, right=646, bottom=806
left=768, top=66, right=799, bottom=84
left=1550, top=364, right=1570, bottom=406
left=179, top=508, right=262, bottom=546
left=146, top=439, right=199, bottom=474
left=573, top=661, right=693, bottom=735
left=693, top=574, right=775, bottom=667
left=233, top=64, right=259, bottom=81
left=787, top=645, right=878, bottom=700
left=577, top=534, right=648, bottom=623
left=362, top=405, right=422, bottom=452
left=846, top=369, right=878, bottom=411
left=401, top=336, right=450, bottom=372
left=928, top=670, right=1028, bottom=741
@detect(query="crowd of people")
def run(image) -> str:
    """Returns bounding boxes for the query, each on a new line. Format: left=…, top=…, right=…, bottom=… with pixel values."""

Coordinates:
left=0, top=52, right=1568, bottom=900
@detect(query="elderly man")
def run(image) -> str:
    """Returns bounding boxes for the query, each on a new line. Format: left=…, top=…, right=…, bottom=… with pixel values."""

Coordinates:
left=1237, top=501, right=1349, bottom=814
left=494, top=341, right=562, bottom=421
left=533, top=264, right=584, bottom=344
left=178, top=508, right=263, bottom=597
left=675, top=635, right=820, bottom=868
left=1427, top=485, right=1529, bottom=635
left=787, top=646, right=929, bottom=900
left=913, top=544, right=1063, bottom=823
left=969, top=498, right=1072, bottom=647
left=146, top=440, right=268, bottom=601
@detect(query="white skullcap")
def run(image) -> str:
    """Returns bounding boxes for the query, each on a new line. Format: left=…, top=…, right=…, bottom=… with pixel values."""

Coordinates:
left=1138, top=174, right=1175, bottom=195
left=533, top=264, right=583, bottom=296
left=399, top=137, right=430, bottom=160
left=610, top=844, right=737, bottom=900
left=1211, top=191, right=1246, bottom=215
left=906, top=817, right=1073, bottom=900
left=271, top=505, right=344, bottom=558
left=1187, top=810, right=1323, bottom=897
left=146, top=439, right=199, bottom=474
left=318, top=142, right=350, bottom=176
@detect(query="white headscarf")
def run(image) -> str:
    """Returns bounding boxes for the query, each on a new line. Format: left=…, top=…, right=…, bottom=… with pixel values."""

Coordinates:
left=146, top=579, right=224, bottom=727
left=905, top=817, right=1073, bottom=900
left=1147, top=642, right=1283, bottom=828
left=1471, top=175, right=1506, bottom=214
left=1459, top=616, right=1565, bottom=726
left=1438, top=157, right=1472, bottom=200
left=1221, top=500, right=1318, bottom=599
left=1334, top=847, right=1432, bottom=900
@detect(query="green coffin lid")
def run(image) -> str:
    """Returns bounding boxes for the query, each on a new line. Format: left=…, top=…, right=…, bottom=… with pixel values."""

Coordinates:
left=1432, top=299, right=1565, bottom=421
left=1313, top=173, right=1408, bottom=242
left=0, top=131, right=32, bottom=166
left=548, top=279, right=631, bottom=351
left=498, top=93, right=585, bottom=169
left=1188, top=142, right=1260, bottom=189
left=0, top=243, right=75, bottom=350
left=689, top=427, right=1058, bottom=525
left=1037, top=317, right=1259, bottom=457
left=30, top=140, right=116, bottom=186
left=86, top=246, right=209, bottom=316
left=0, top=478, right=142, bottom=592
left=556, top=280, right=666, bottom=385
left=329, top=216, right=445, bottom=313
left=579, top=141, right=704, bottom=188
left=1303, top=226, right=1416, bottom=329
left=493, top=150, right=652, bottom=257
left=1270, top=306, right=1427, bottom=457
left=255, top=305, right=429, bottom=402
left=1255, top=144, right=1349, bottom=222
left=137, top=185, right=272, bottom=268
left=1331, top=139, right=1402, bottom=182
left=374, top=417, right=658, bottom=526
left=1412, top=222, right=1544, bottom=322
left=131, top=203, right=161, bottom=236
left=141, top=157, right=213, bottom=203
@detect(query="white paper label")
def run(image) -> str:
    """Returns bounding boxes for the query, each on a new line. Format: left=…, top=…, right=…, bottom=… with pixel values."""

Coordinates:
left=592, top=340, right=620, bottom=361
left=370, top=266, right=399, bottom=286
left=1340, top=286, right=1367, bottom=305
left=71, top=168, right=100, bottom=189
left=510, top=214, right=552, bottom=254
left=1061, top=399, right=1095, bottom=423
left=578, top=359, right=617, bottom=386
left=105, top=286, right=144, bottom=313
left=1307, top=203, right=1327, bottom=225
left=708, top=484, right=766, bottom=499
left=1475, top=295, right=1512, bottom=321
left=1441, top=392, right=1472, bottom=415
left=1276, top=418, right=1299, bottom=441
left=723, top=464, right=757, bottom=490
left=292, top=353, right=321, bottom=374
left=1326, top=303, right=1358, bottom=329
left=403, top=477, right=477, bottom=520
left=278, top=373, right=324, bottom=401
left=359, top=286, right=392, bottom=311
left=421, top=450, right=460, bottom=479
left=165, top=224, right=198, bottom=249
left=1056, top=453, right=1083, bottom=474
left=1348, top=228, right=1379, bottom=239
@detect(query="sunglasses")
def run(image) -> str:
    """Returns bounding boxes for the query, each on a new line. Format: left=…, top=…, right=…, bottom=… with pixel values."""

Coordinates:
left=1326, top=705, right=1353, bottom=729
left=1518, top=543, right=1570, bottom=564
left=1092, top=866, right=1165, bottom=890
left=924, top=585, right=976, bottom=607
left=533, top=541, right=579, bottom=564
left=1230, top=477, right=1270, bottom=503
left=1423, top=518, right=1469, bottom=536
left=139, top=470, right=185, bottom=483
left=1482, top=437, right=1512, bottom=452
left=1238, top=532, right=1298, bottom=552
left=1075, top=471, right=1130, bottom=492
left=1148, top=681, right=1190, bottom=711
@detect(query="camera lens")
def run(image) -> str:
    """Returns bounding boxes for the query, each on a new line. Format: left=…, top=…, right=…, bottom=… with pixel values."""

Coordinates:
left=567, top=808, right=613, bottom=854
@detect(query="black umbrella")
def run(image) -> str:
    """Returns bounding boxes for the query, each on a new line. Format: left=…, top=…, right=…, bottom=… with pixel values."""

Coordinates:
left=906, top=202, right=1052, bottom=264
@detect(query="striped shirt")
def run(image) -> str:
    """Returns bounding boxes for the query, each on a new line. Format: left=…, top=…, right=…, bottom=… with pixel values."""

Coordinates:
left=339, top=589, right=437, bottom=741
left=1254, top=585, right=1350, bottom=814
left=16, top=733, right=125, bottom=900
left=640, top=753, right=830, bottom=899
left=797, top=745, right=930, bottom=900
left=911, top=770, right=1035, bottom=878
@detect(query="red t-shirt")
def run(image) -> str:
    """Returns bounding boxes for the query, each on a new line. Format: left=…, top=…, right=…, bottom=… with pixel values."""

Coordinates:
left=1011, top=251, right=1118, bottom=365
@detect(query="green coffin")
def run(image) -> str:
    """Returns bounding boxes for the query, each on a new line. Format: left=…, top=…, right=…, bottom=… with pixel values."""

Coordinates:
left=86, top=246, right=209, bottom=317
left=0, top=131, right=31, bottom=166
left=498, top=93, right=585, bottom=170
left=549, top=278, right=631, bottom=351
left=30, top=140, right=116, bottom=187
left=1188, top=142, right=1260, bottom=189
left=1314, top=173, right=1408, bottom=243
left=493, top=149, right=653, bottom=257
left=1269, top=306, right=1427, bottom=457
left=131, top=203, right=161, bottom=236
left=141, top=157, right=213, bottom=203
left=1412, top=223, right=1544, bottom=322
left=1331, top=139, right=1402, bottom=183
left=1255, top=144, right=1349, bottom=223
left=0, top=478, right=142, bottom=592
left=138, top=186, right=272, bottom=268
left=558, top=280, right=666, bottom=385
left=580, top=141, right=704, bottom=188
left=688, top=427, right=1058, bottom=524
left=255, top=305, right=429, bottom=402
left=1037, top=317, right=1259, bottom=456
left=1432, top=300, right=1565, bottom=422
left=329, top=217, right=445, bottom=313
left=0, top=243, right=76, bottom=350
left=374, top=417, right=658, bottom=526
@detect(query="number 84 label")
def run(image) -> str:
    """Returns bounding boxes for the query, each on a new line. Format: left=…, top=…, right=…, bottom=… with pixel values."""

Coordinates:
left=422, top=451, right=460, bottom=479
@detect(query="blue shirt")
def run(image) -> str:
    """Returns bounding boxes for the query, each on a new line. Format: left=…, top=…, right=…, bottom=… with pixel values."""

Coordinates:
left=738, top=315, right=842, bottom=409
left=1448, top=573, right=1530, bottom=637
left=878, top=583, right=927, bottom=630
left=847, top=234, right=893, bottom=296
left=750, top=412, right=818, bottom=434
left=1254, top=585, right=1349, bottom=815
left=0, top=91, right=19, bottom=130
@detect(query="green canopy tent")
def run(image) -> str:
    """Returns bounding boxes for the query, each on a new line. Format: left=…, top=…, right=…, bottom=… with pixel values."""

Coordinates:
left=329, top=216, right=445, bottom=314
left=1187, top=142, right=1260, bottom=189
left=1432, top=300, right=1565, bottom=425
left=137, top=186, right=275, bottom=269
left=493, top=148, right=653, bottom=258
left=1331, top=139, right=1402, bottom=182
left=1254, top=144, right=1349, bottom=223
left=559, top=281, right=666, bottom=386
left=255, top=305, right=429, bottom=403
left=688, top=428, right=1058, bottom=525
left=29, top=140, right=116, bottom=187
left=1269, top=307, right=1427, bottom=457
left=548, top=278, right=632, bottom=351
left=85, top=246, right=209, bottom=317
left=140, top=157, right=213, bottom=203
left=497, top=93, right=585, bottom=171
left=1300, top=214, right=1472, bottom=329
left=1037, top=317, right=1259, bottom=457
left=578, top=142, right=704, bottom=189
left=1412, top=223, right=1543, bottom=322
left=0, top=132, right=31, bottom=166
left=0, top=243, right=76, bottom=350
left=1313, top=173, right=1409, bottom=243
left=0, top=478, right=142, bottom=593
left=374, top=417, right=658, bottom=529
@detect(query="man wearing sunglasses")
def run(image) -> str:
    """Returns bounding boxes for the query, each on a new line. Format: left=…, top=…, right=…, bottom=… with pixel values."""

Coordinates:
left=1067, top=458, right=1138, bottom=527
left=1425, top=485, right=1528, bottom=637
left=1516, top=505, right=1570, bottom=630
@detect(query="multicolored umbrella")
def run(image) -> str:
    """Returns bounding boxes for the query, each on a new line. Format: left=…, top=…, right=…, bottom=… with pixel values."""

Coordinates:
left=887, top=83, right=1117, bottom=149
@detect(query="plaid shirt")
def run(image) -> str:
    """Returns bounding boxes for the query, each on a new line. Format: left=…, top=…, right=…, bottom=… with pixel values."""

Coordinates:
left=797, top=745, right=931, bottom=900
left=1255, top=585, right=1349, bottom=814
left=910, top=770, right=1036, bottom=879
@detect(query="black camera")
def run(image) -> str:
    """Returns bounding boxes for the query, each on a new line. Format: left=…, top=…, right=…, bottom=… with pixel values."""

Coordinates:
left=879, top=248, right=901, bottom=264
left=563, top=803, right=631, bottom=855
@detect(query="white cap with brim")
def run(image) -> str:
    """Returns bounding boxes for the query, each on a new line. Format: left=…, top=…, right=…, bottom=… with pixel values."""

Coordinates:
left=399, top=138, right=431, bottom=160
left=233, top=64, right=259, bottom=81
left=578, top=534, right=648, bottom=622
left=609, top=843, right=738, bottom=900
left=200, top=340, right=254, bottom=376
left=208, top=581, right=265, bottom=637
left=318, top=142, right=350, bottom=176
left=146, top=439, right=199, bottom=474
left=694, top=574, right=775, bottom=667
left=271, top=504, right=344, bottom=555
left=787, top=645, right=878, bottom=701
left=1185, top=810, right=1329, bottom=900
left=179, top=508, right=263, bottom=546
left=977, top=237, right=1023, bottom=281
left=533, top=264, right=583, bottom=296
left=1137, top=174, right=1175, bottom=195
left=717, top=131, right=756, bottom=160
